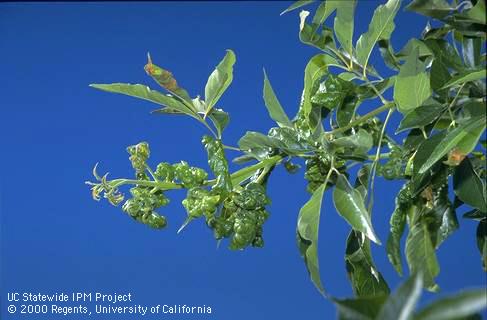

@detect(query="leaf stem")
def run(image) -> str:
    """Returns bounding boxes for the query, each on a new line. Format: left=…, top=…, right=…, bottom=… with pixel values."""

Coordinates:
left=223, top=144, right=241, bottom=151
left=420, top=127, right=428, bottom=139
left=324, top=156, right=336, bottom=189
left=367, top=107, right=394, bottom=213
left=367, top=152, right=391, bottom=160
left=255, top=165, right=272, bottom=184
left=110, top=179, right=182, bottom=190
left=447, top=82, right=465, bottom=128
left=220, top=155, right=283, bottom=186
left=360, top=75, right=389, bottom=105
left=328, top=102, right=395, bottom=136
left=186, top=113, right=219, bottom=138
left=346, top=162, right=361, bottom=170
left=345, top=58, right=386, bottom=95
left=330, top=64, right=351, bottom=72
left=329, top=47, right=351, bottom=69
left=200, top=118, right=219, bottom=138
left=91, top=156, right=284, bottom=197
left=145, top=164, right=159, bottom=182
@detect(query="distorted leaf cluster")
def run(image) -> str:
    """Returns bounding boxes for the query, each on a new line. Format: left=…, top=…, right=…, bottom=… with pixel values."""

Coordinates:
left=208, top=182, right=270, bottom=250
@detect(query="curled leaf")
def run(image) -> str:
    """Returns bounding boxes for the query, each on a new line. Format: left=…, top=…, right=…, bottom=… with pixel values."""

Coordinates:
left=202, top=135, right=232, bottom=196
left=144, top=53, right=193, bottom=104
left=345, top=230, right=390, bottom=297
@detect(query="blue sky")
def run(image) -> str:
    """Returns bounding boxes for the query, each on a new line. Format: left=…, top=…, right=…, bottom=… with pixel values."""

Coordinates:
left=1, top=2, right=485, bottom=319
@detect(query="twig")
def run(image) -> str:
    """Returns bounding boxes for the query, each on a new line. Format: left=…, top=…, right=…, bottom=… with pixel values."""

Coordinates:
left=367, top=107, right=394, bottom=213
left=328, top=103, right=395, bottom=136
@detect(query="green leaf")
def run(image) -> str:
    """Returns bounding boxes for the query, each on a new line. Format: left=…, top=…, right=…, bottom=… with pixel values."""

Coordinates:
left=280, top=0, right=314, bottom=15
left=299, top=11, right=337, bottom=53
left=430, top=59, right=452, bottom=94
left=456, top=121, right=487, bottom=156
left=190, top=95, right=206, bottom=113
left=423, top=38, right=464, bottom=71
left=333, top=295, right=387, bottom=320
left=376, top=273, right=423, bottom=320
left=154, top=105, right=229, bottom=137
left=238, top=131, right=281, bottom=160
left=405, top=215, right=440, bottom=291
left=425, top=38, right=464, bottom=95
left=345, top=230, right=390, bottom=297
left=144, top=54, right=193, bottom=105
left=333, top=174, right=381, bottom=244
left=331, top=129, right=373, bottom=155
left=356, top=77, right=396, bottom=100
left=334, top=0, right=357, bottom=58
left=404, top=128, right=428, bottom=151
left=208, top=108, right=230, bottom=137
left=394, top=46, right=432, bottom=114
left=204, top=50, right=236, bottom=116
left=338, top=72, right=359, bottom=81
left=300, top=54, right=334, bottom=119
left=415, top=289, right=487, bottom=320
left=425, top=184, right=459, bottom=248
left=396, top=99, right=446, bottom=133
left=355, top=164, right=371, bottom=192
left=311, top=74, right=355, bottom=111
left=238, top=131, right=283, bottom=149
left=353, top=165, right=370, bottom=200
left=263, top=70, right=292, bottom=128
left=397, top=39, right=433, bottom=60
left=229, top=155, right=282, bottom=186
left=337, top=98, right=359, bottom=128
left=454, top=158, right=487, bottom=213
left=268, top=127, right=310, bottom=153
left=412, top=131, right=447, bottom=177
left=355, top=0, right=401, bottom=71
left=151, top=107, right=185, bottom=115
left=462, top=36, right=482, bottom=69
left=297, top=183, right=327, bottom=294
left=432, top=205, right=459, bottom=249
left=444, top=12, right=486, bottom=38
left=422, top=23, right=452, bottom=40
left=311, top=1, right=339, bottom=33
left=441, top=69, right=486, bottom=89
left=417, top=116, right=486, bottom=174
left=386, top=199, right=410, bottom=276
left=301, top=0, right=357, bottom=59
left=405, top=0, right=454, bottom=19
left=457, top=0, right=486, bottom=25
left=89, top=83, right=196, bottom=116
left=378, top=39, right=400, bottom=70
left=191, top=96, right=229, bottom=136
left=238, top=127, right=309, bottom=160
left=304, top=0, right=360, bottom=75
